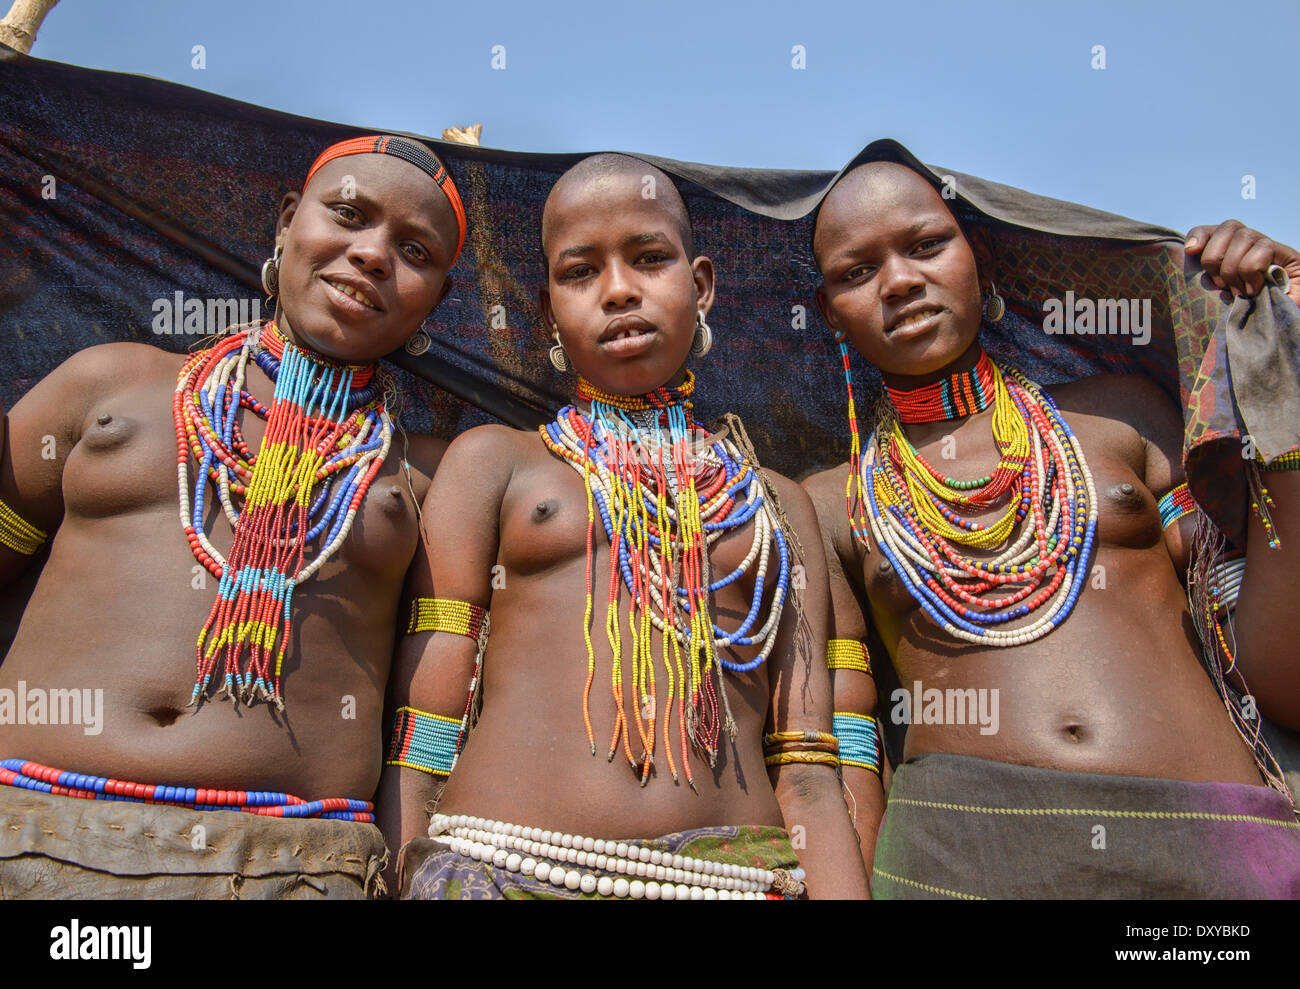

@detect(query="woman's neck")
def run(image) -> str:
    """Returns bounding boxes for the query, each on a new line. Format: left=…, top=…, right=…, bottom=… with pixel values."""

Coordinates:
left=879, top=338, right=984, bottom=393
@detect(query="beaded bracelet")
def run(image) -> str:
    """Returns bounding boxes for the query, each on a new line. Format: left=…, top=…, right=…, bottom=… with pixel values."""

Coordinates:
left=385, top=706, right=462, bottom=777
left=407, top=598, right=488, bottom=643
left=833, top=712, right=880, bottom=774
left=764, top=750, right=840, bottom=768
left=1156, top=483, right=1196, bottom=530
left=1262, top=450, right=1300, bottom=472
left=827, top=638, right=872, bottom=676
left=0, top=497, right=48, bottom=556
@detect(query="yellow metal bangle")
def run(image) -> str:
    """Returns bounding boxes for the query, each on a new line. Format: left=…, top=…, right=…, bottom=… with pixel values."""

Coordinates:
left=764, top=750, right=840, bottom=768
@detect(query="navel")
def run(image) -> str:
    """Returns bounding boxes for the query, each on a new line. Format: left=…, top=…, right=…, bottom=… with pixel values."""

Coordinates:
left=147, top=706, right=183, bottom=728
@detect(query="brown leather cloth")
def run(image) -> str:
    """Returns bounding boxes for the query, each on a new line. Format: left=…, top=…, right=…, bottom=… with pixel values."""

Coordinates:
left=0, top=785, right=388, bottom=899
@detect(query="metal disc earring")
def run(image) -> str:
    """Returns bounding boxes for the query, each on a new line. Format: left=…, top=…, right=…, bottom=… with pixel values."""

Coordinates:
left=549, top=328, right=570, bottom=372
left=691, top=311, right=713, bottom=357
left=261, top=244, right=283, bottom=298
left=405, top=330, right=431, bottom=356
left=984, top=283, right=1005, bottom=323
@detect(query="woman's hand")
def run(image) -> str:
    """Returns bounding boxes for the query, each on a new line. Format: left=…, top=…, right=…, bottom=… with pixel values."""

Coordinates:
left=1185, top=220, right=1300, bottom=307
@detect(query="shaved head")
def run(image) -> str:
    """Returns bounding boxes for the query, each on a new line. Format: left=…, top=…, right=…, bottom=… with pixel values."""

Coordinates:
left=542, top=154, right=695, bottom=267
left=813, top=160, right=979, bottom=274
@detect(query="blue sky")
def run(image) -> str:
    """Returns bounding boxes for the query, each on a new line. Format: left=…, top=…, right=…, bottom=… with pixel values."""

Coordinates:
left=31, top=0, right=1300, bottom=246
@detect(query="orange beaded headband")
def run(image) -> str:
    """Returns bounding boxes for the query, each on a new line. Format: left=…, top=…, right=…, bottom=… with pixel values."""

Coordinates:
left=304, top=135, right=467, bottom=265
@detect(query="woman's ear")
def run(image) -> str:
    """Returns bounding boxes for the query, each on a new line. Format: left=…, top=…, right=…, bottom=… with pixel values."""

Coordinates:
left=538, top=286, right=557, bottom=336
left=814, top=284, right=844, bottom=341
left=966, top=225, right=996, bottom=291
left=691, top=255, right=716, bottom=318
left=275, top=192, right=301, bottom=246
left=435, top=275, right=454, bottom=311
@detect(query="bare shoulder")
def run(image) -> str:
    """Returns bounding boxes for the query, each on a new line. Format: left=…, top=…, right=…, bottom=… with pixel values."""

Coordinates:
left=423, top=423, right=541, bottom=505
left=44, top=341, right=179, bottom=394
left=400, top=431, right=451, bottom=480
left=763, top=468, right=817, bottom=523
left=800, top=462, right=855, bottom=532
left=801, top=462, right=850, bottom=504
left=1046, top=372, right=1183, bottom=447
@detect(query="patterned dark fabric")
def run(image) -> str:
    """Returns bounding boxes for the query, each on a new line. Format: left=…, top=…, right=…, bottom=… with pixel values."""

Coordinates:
left=1, top=44, right=1295, bottom=545
left=874, top=753, right=1300, bottom=900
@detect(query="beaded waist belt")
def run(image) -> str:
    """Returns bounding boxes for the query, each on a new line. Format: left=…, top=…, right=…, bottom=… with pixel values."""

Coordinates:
left=427, top=812, right=806, bottom=899
left=0, top=760, right=374, bottom=822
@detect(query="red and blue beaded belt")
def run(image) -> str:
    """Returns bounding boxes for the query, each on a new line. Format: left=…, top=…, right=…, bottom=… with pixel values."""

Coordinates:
left=0, top=760, right=373, bottom=822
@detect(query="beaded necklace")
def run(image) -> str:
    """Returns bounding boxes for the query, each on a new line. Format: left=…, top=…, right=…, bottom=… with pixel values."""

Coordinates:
left=853, top=349, right=1098, bottom=646
left=884, top=348, right=996, bottom=422
left=175, top=322, right=392, bottom=709
left=540, top=372, right=791, bottom=790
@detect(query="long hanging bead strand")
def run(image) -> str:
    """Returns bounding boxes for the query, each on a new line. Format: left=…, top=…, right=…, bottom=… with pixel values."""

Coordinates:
left=176, top=324, right=391, bottom=710
left=538, top=372, right=790, bottom=785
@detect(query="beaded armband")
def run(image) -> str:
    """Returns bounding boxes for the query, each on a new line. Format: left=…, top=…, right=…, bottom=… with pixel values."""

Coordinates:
left=406, top=598, right=488, bottom=645
left=827, top=638, right=872, bottom=676
left=0, top=497, right=47, bottom=556
left=1156, top=483, right=1196, bottom=530
left=833, top=712, right=880, bottom=774
left=386, top=706, right=462, bottom=777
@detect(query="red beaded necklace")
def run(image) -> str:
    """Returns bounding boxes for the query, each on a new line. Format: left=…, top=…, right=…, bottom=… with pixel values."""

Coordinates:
left=885, top=349, right=996, bottom=423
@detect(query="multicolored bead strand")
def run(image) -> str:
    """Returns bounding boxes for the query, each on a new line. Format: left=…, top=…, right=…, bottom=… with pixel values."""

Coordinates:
left=539, top=374, right=792, bottom=789
left=884, top=349, right=996, bottom=423
left=175, top=322, right=392, bottom=710
left=0, top=759, right=373, bottom=821
left=862, top=360, right=1098, bottom=647
left=1157, top=482, right=1196, bottom=529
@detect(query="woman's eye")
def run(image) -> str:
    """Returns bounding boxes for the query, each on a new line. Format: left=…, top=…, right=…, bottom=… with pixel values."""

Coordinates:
left=402, top=243, right=429, bottom=263
left=561, top=264, right=593, bottom=281
left=637, top=252, right=668, bottom=264
left=914, top=237, right=945, bottom=253
left=844, top=264, right=873, bottom=282
left=332, top=204, right=361, bottom=222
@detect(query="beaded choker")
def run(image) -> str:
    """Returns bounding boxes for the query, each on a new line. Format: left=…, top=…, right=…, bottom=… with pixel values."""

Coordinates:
left=576, top=372, right=695, bottom=414
left=174, top=322, right=392, bottom=709
left=885, top=349, right=996, bottom=423
left=540, top=378, right=791, bottom=790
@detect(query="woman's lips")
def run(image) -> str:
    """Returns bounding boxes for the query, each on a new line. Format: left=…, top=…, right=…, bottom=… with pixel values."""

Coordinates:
left=600, top=317, right=658, bottom=358
left=886, top=307, right=945, bottom=340
left=322, top=277, right=381, bottom=316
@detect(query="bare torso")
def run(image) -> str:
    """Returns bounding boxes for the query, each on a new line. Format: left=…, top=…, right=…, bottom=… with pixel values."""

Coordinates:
left=435, top=424, right=792, bottom=838
left=808, top=374, right=1263, bottom=787
left=0, top=343, right=444, bottom=798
